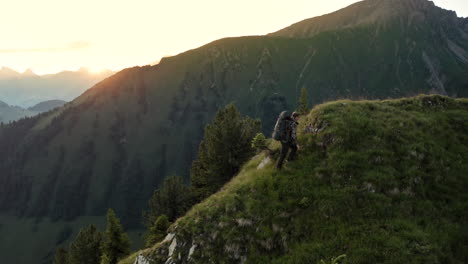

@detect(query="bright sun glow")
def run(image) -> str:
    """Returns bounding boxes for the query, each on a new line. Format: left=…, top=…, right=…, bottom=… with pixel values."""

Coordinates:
left=0, top=0, right=467, bottom=75
left=87, top=67, right=104, bottom=75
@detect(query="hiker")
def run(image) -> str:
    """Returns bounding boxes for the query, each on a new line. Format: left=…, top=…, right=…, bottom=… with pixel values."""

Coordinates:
left=272, top=111, right=299, bottom=169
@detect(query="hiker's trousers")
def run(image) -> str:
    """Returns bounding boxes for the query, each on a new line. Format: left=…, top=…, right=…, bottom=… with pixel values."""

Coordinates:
left=276, top=142, right=297, bottom=169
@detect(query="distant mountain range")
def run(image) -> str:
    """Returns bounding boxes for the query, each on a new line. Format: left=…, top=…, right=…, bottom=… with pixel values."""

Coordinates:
left=0, top=0, right=467, bottom=263
left=0, top=99, right=67, bottom=123
left=27, top=99, right=67, bottom=112
left=0, top=67, right=113, bottom=107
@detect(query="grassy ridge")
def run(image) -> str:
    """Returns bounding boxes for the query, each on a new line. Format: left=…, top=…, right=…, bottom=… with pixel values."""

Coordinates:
left=128, top=95, right=468, bottom=263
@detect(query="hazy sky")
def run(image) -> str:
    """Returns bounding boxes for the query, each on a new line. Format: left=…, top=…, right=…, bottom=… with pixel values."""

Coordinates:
left=1, top=0, right=467, bottom=75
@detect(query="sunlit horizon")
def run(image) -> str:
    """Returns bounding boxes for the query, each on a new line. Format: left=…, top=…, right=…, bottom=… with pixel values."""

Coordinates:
left=1, top=0, right=467, bottom=75
left=0, top=65, right=113, bottom=76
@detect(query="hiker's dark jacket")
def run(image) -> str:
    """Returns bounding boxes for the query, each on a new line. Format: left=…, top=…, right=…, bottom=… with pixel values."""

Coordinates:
left=282, top=118, right=298, bottom=145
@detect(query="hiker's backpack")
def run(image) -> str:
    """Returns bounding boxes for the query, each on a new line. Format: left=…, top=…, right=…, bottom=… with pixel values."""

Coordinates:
left=272, top=111, right=290, bottom=141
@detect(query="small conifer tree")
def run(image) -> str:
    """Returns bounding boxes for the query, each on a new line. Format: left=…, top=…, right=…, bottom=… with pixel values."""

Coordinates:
left=251, top=133, right=268, bottom=152
left=143, top=175, right=192, bottom=225
left=68, top=225, right=102, bottom=264
left=190, top=104, right=261, bottom=201
left=100, top=209, right=131, bottom=264
left=145, top=214, right=170, bottom=247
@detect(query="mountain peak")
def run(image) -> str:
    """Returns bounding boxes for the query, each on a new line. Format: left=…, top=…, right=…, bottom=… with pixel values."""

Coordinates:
left=22, top=68, right=38, bottom=77
left=269, top=0, right=460, bottom=38
left=0, top=100, right=9, bottom=108
left=0, top=67, right=21, bottom=79
left=78, top=66, right=90, bottom=73
left=0, top=66, right=17, bottom=73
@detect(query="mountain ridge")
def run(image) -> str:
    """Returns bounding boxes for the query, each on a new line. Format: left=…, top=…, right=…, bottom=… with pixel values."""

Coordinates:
left=27, top=100, right=67, bottom=112
left=0, top=99, right=67, bottom=123
left=269, top=0, right=466, bottom=38
left=0, top=68, right=113, bottom=107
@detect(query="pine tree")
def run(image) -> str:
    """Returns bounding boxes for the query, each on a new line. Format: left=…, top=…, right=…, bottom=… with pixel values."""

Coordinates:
left=145, top=214, right=170, bottom=247
left=68, top=225, right=102, bottom=264
left=191, top=104, right=261, bottom=200
left=53, top=247, right=69, bottom=264
left=101, top=209, right=131, bottom=264
left=298, top=87, right=309, bottom=114
left=143, top=175, right=192, bottom=225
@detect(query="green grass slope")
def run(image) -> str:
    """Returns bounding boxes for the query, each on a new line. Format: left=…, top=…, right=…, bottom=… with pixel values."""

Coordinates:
left=126, top=95, right=468, bottom=264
